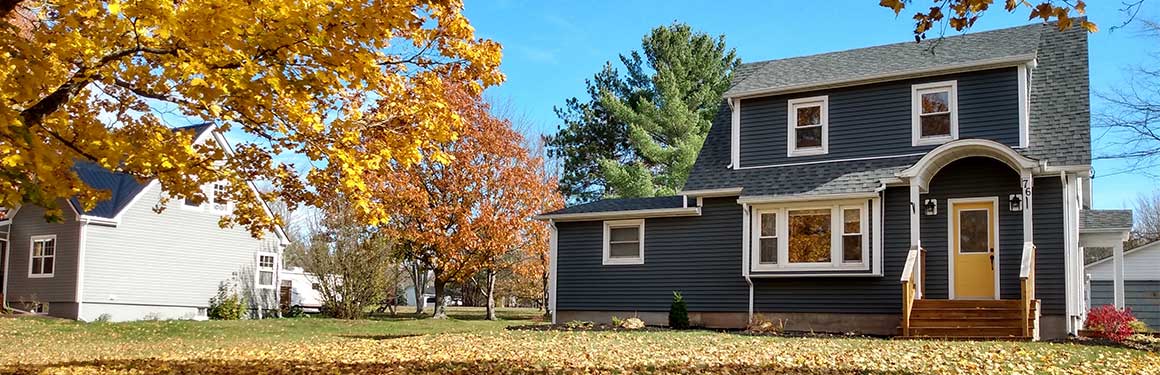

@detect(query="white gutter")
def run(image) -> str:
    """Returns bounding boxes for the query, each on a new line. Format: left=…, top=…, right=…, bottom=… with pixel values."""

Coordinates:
left=737, top=192, right=879, bottom=205
left=680, top=187, right=744, bottom=198
left=535, top=207, right=701, bottom=222
left=726, top=54, right=1037, bottom=100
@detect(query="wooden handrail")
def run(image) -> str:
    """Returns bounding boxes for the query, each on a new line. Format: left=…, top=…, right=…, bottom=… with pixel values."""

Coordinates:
left=1020, top=242, right=1036, bottom=337
left=900, top=246, right=923, bottom=336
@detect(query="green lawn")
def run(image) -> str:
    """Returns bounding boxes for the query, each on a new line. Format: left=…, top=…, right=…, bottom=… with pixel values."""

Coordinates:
left=1, top=308, right=1157, bottom=374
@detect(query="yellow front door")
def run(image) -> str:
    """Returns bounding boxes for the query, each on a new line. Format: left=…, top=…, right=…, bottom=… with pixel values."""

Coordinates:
left=952, top=200, right=996, bottom=299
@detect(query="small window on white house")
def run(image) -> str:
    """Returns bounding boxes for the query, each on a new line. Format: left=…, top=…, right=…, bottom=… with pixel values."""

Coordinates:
left=912, top=81, right=958, bottom=146
left=29, top=235, right=55, bottom=278
left=603, top=219, right=644, bottom=265
left=257, top=254, right=276, bottom=288
left=787, top=96, right=828, bottom=157
left=211, top=182, right=229, bottom=212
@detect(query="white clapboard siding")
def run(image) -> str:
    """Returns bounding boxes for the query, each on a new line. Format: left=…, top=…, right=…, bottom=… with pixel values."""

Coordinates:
left=1087, top=241, right=1160, bottom=281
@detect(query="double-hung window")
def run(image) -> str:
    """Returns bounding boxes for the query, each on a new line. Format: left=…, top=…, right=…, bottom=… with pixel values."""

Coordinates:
left=603, top=219, right=644, bottom=265
left=211, top=182, right=230, bottom=212
left=257, top=254, right=276, bottom=289
left=912, top=81, right=958, bottom=146
left=787, top=96, right=828, bottom=156
left=29, top=235, right=56, bottom=278
left=751, top=201, right=870, bottom=272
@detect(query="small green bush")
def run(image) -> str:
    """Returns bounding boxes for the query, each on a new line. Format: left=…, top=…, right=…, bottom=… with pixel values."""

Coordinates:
left=283, top=305, right=306, bottom=318
left=208, top=282, right=245, bottom=320
left=669, top=291, right=689, bottom=329
left=1129, top=319, right=1150, bottom=333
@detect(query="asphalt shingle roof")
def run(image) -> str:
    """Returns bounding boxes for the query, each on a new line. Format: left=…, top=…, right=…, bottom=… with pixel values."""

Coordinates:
left=1080, top=209, right=1133, bottom=230
left=69, top=123, right=214, bottom=219
left=543, top=196, right=685, bottom=216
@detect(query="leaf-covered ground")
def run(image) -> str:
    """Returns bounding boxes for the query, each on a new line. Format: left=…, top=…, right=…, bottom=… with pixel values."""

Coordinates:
left=1, top=308, right=1158, bottom=374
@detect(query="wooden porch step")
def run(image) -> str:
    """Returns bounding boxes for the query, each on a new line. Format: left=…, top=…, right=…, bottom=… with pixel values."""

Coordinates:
left=913, top=300, right=1023, bottom=308
left=908, top=326, right=1025, bottom=337
left=909, top=317, right=1030, bottom=328
left=901, top=299, right=1039, bottom=340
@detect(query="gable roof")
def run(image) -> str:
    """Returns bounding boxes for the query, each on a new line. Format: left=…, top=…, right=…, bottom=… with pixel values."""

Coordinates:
left=725, top=24, right=1043, bottom=98
left=1080, top=209, right=1133, bottom=231
left=68, top=124, right=215, bottom=219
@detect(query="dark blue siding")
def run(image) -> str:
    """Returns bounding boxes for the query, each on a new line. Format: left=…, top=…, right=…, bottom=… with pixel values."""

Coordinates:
left=739, top=67, right=1020, bottom=167
left=1033, top=176, right=1066, bottom=315
left=555, top=197, right=748, bottom=311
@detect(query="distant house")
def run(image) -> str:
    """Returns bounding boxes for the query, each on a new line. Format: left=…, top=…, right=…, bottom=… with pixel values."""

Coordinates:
left=0, top=124, right=289, bottom=322
left=539, top=22, right=1131, bottom=340
left=279, top=267, right=325, bottom=313
left=1086, top=238, right=1160, bottom=328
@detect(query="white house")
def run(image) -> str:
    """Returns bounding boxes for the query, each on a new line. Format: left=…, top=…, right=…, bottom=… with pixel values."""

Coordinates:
left=1086, top=239, right=1160, bottom=327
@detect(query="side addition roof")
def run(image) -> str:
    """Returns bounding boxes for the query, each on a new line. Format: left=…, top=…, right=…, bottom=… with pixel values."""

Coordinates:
left=1080, top=209, right=1133, bottom=231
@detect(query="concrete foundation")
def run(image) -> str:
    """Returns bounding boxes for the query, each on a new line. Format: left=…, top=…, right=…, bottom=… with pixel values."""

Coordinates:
left=557, top=310, right=901, bottom=335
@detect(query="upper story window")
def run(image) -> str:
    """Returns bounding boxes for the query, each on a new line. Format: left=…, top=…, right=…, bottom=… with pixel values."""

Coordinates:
left=751, top=201, right=869, bottom=272
left=29, top=235, right=56, bottom=278
left=912, top=81, right=959, bottom=146
left=787, top=96, right=828, bottom=157
left=602, top=219, right=644, bottom=265
left=211, top=182, right=230, bottom=212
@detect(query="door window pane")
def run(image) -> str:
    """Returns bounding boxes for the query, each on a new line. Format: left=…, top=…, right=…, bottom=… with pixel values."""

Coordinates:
left=959, top=210, right=989, bottom=253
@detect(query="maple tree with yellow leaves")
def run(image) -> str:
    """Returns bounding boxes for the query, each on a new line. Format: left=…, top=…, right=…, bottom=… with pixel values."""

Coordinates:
left=0, top=0, right=502, bottom=235
left=879, top=0, right=1101, bottom=41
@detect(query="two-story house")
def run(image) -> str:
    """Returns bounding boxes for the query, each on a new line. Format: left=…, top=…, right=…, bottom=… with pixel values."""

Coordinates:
left=0, top=123, right=289, bottom=321
left=538, top=23, right=1132, bottom=340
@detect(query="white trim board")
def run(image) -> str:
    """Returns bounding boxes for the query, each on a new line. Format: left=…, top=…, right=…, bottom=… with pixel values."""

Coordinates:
left=602, top=219, right=645, bottom=266
left=946, top=197, right=1001, bottom=300
left=536, top=207, right=700, bottom=222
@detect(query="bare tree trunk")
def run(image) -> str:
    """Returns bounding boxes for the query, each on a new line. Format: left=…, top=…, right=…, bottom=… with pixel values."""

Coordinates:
left=432, top=277, right=448, bottom=319
left=484, top=268, right=497, bottom=321
left=408, top=263, right=428, bottom=314
left=540, top=262, right=550, bottom=313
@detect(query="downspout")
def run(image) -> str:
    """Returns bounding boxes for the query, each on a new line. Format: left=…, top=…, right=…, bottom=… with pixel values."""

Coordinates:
left=741, top=203, right=753, bottom=325
left=1, top=227, right=9, bottom=311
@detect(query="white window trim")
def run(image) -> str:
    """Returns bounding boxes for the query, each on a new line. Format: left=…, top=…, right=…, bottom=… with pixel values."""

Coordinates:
left=209, top=181, right=233, bottom=214
left=787, top=96, right=829, bottom=157
left=755, top=212, right=778, bottom=266
left=28, top=234, right=56, bottom=278
left=602, top=219, right=644, bottom=265
left=911, top=80, right=959, bottom=146
left=256, top=252, right=278, bottom=290
left=750, top=200, right=871, bottom=272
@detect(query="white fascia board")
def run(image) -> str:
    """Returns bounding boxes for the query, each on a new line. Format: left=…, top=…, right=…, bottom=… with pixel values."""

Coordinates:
left=210, top=131, right=291, bottom=245
left=535, top=207, right=701, bottom=222
left=725, top=54, right=1037, bottom=100
left=679, top=187, right=743, bottom=197
left=736, top=192, right=878, bottom=205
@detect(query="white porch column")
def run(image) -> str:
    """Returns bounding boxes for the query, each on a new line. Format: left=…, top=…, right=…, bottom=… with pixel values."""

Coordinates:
left=1113, top=240, right=1125, bottom=309
left=1021, top=170, right=1034, bottom=243
left=909, top=181, right=922, bottom=297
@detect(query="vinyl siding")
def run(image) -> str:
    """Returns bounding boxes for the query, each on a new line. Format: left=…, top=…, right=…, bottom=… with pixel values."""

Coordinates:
left=81, top=183, right=280, bottom=313
left=1090, top=280, right=1160, bottom=327
left=739, top=67, right=1020, bottom=167
left=1033, top=177, right=1066, bottom=315
left=555, top=197, right=748, bottom=311
left=1087, top=244, right=1160, bottom=281
left=5, top=203, right=82, bottom=318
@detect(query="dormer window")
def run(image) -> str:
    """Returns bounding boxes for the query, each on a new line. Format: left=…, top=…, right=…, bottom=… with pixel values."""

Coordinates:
left=787, top=96, right=828, bottom=157
left=912, top=81, right=958, bottom=146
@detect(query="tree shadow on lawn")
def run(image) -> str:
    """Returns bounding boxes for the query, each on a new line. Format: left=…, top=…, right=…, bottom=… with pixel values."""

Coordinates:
left=1, top=358, right=919, bottom=375
left=339, top=333, right=423, bottom=340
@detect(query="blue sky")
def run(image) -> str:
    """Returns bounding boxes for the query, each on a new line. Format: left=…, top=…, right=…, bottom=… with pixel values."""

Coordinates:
left=462, top=1, right=1159, bottom=209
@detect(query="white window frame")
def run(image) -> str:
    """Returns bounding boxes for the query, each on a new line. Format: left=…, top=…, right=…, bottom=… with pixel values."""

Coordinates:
left=750, top=200, right=870, bottom=272
left=256, top=252, right=277, bottom=289
left=911, top=80, right=959, bottom=146
left=28, top=235, right=56, bottom=278
left=787, top=96, right=829, bottom=157
left=210, top=181, right=232, bottom=214
left=602, top=219, right=644, bottom=265
left=756, top=212, right=778, bottom=265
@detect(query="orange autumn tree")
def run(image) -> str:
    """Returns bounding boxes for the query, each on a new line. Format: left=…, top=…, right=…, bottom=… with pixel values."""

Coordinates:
left=1, top=0, right=502, bottom=235
left=379, top=89, right=560, bottom=319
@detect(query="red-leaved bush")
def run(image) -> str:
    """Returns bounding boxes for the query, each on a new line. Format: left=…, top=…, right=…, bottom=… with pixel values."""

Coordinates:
left=1085, top=304, right=1136, bottom=342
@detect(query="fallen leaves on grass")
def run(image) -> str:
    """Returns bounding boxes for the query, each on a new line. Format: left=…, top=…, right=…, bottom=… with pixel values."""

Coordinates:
left=2, top=330, right=1159, bottom=374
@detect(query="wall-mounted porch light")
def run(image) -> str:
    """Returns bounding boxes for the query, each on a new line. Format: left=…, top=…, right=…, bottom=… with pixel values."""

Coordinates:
left=923, top=199, right=938, bottom=216
left=1009, top=194, right=1023, bottom=212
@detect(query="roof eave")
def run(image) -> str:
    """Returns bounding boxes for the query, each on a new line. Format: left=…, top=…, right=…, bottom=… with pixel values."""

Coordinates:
left=724, top=53, right=1038, bottom=100
left=535, top=207, right=702, bottom=222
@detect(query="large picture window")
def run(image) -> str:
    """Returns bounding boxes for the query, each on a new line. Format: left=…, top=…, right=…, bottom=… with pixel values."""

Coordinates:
left=751, top=201, right=870, bottom=272
left=787, top=96, right=828, bottom=156
left=911, top=81, right=958, bottom=146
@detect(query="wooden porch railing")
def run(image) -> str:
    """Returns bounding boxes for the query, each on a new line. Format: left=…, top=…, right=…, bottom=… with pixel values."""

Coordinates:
left=900, top=245, right=924, bottom=336
left=1019, top=241, right=1037, bottom=337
